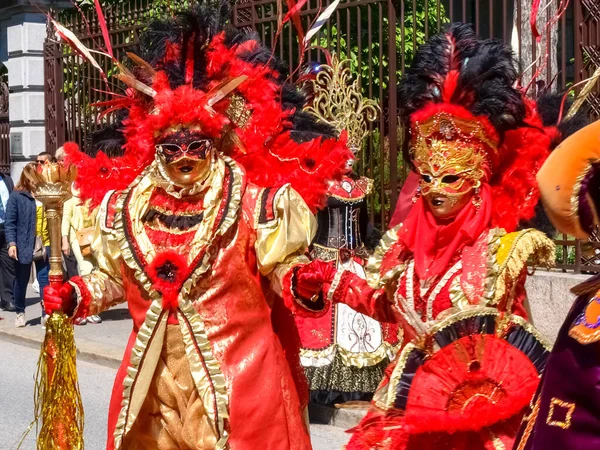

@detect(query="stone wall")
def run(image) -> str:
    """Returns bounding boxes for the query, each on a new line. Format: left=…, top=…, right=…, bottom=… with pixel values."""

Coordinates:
left=0, top=1, right=71, bottom=178
left=526, top=271, right=589, bottom=343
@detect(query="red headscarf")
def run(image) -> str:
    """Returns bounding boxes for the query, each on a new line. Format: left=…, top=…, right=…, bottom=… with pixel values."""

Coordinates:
left=398, top=183, right=493, bottom=279
left=389, top=171, right=420, bottom=228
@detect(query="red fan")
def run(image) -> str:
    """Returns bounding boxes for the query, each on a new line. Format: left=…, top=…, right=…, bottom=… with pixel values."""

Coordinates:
left=404, top=334, right=539, bottom=434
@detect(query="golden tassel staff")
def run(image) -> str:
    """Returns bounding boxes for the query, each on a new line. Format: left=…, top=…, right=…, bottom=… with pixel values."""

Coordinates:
left=28, top=162, right=84, bottom=450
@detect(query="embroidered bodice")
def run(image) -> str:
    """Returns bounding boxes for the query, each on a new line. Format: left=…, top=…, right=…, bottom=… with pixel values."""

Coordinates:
left=312, top=175, right=372, bottom=258
left=327, top=225, right=555, bottom=343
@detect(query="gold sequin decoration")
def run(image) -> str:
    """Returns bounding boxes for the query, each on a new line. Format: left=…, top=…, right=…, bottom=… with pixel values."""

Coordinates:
left=226, top=94, right=252, bottom=128
left=303, top=56, right=379, bottom=151
left=514, top=396, right=541, bottom=450
left=546, top=398, right=576, bottom=429
left=303, top=352, right=389, bottom=394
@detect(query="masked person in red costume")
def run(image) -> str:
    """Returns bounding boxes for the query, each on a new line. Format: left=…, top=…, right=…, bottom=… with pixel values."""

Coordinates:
left=289, top=24, right=580, bottom=450
left=43, top=4, right=352, bottom=450
left=292, top=57, right=402, bottom=406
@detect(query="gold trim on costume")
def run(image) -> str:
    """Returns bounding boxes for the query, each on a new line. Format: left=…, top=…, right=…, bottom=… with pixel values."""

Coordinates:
left=571, top=163, right=593, bottom=225
left=515, top=396, right=542, bottom=450
left=546, top=398, right=576, bottom=429
left=489, top=432, right=507, bottom=450
left=299, top=340, right=400, bottom=369
left=374, top=342, right=418, bottom=410
left=327, top=269, right=346, bottom=303
left=501, top=313, right=552, bottom=352
left=113, top=300, right=166, bottom=450
left=181, top=157, right=244, bottom=297
left=179, top=299, right=230, bottom=449
left=365, top=224, right=406, bottom=289
left=493, top=229, right=555, bottom=308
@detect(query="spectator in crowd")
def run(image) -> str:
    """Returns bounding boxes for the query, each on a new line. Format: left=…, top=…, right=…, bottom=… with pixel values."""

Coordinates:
left=6, top=164, right=41, bottom=327
left=36, top=152, right=56, bottom=164
left=62, top=185, right=101, bottom=325
left=35, top=197, right=50, bottom=327
left=55, top=146, right=79, bottom=280
left=54, top=147, right=65, bottom=163
left=0, top=168, right=15, bottom=312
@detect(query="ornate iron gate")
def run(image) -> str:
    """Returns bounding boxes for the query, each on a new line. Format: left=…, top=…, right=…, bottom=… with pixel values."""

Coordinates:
left=43, top=0, right=596, bottom=270
left=0, top=75, right=10, bottom=175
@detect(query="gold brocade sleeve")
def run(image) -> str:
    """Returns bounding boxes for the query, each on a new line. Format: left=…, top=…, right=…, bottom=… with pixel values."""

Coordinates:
left=254, top=185, right=317, bottom=294
left=70, top=194, right=125, bottom=317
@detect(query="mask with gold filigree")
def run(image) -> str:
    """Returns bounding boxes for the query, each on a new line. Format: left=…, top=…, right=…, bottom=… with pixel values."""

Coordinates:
left=411, top=109, right=500, bottom=204
left=407, top=103, right=502, bottom=219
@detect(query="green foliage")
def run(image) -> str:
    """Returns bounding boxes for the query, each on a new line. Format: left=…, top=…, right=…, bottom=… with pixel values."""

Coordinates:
left=555, top=243, right=575, bottom=265
left=366, top=128, right=404, bottom=221
left=313, top=0, right=448, bottom=96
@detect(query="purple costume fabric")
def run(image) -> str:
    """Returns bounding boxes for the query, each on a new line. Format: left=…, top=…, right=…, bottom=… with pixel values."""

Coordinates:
left=514, top=274, right=600, bottom=450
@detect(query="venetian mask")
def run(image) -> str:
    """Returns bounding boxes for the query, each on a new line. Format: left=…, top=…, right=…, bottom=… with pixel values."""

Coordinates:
left=155, top=128, right=214, bottom=186
left=411, top=112, right=498, bottom=219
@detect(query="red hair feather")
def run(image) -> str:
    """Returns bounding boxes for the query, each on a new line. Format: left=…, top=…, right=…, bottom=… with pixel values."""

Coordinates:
left=490, top=97, right=556, bottom=231
left=67, top=30, right=351, bottom=211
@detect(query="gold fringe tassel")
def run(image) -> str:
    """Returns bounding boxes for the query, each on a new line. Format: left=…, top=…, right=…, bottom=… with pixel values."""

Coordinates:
left=34, top=313, right=84, bottom=450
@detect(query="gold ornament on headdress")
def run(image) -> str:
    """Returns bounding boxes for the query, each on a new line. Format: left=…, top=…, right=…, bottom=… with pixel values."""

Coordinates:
left=411, top=111, right=500, bottom=186
left=304, top=56, right=379, bottom=151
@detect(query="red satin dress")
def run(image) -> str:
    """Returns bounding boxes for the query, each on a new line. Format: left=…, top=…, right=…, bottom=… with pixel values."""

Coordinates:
left=69, top=157, right=315, bottom=450
left=320, top=196, right=554, bottom=450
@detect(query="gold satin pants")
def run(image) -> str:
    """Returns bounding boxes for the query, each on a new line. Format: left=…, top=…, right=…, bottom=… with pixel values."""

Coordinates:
left=122, top=325, right=219, bottom=450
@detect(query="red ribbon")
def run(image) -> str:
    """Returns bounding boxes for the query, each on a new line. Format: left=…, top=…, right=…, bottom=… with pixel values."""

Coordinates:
left=94, top=0, right=114, bottom=58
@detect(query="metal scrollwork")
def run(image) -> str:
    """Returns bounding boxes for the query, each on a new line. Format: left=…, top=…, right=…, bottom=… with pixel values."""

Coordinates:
left=0, top=81, right=8, bottom=115
left=304, top=56, right=379, bottom=152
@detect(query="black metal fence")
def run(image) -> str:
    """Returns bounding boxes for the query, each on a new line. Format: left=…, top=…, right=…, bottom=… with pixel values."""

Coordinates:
left=43, top=0, right=600, bottom=272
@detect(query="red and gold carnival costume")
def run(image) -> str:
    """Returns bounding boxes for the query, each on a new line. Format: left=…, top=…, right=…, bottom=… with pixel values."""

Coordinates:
left=291, top=24, right=570, bottom=450
left=294, top=58, right=401, bottom=404
left=46, top=5, right=352, bottom=450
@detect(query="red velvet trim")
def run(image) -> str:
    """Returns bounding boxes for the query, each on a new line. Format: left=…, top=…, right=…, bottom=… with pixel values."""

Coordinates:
left=69, top=276, right=92, bottom=320
left=282, top=266, right=330, bottom=318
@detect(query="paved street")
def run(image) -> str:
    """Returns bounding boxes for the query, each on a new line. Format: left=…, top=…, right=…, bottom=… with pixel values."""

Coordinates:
left=0, top=339, right=350, bottom=450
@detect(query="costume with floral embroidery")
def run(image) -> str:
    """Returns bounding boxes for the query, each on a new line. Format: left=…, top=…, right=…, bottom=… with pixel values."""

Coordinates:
left=52, top=4, right=351, bottom=450
left=293, top=58, right=401, bottom=405
left=291, top=24, right=579, bottom=450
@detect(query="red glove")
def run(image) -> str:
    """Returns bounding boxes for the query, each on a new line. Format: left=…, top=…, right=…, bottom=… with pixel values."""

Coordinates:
left=294, top=260, right=337, bottom=300
left=44, top=283, right=76, bottom=316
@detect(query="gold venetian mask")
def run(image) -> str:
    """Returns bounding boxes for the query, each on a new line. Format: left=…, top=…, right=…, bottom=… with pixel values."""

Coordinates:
left=410, top=112, right=498, bottom=218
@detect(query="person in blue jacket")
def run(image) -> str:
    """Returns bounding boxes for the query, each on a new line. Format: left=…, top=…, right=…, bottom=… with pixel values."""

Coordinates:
left=5, top=163, right=40, bottom=327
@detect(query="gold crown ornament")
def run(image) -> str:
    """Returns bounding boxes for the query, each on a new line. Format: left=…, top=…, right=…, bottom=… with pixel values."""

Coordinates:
left=304, top=56, right=379, bottom=151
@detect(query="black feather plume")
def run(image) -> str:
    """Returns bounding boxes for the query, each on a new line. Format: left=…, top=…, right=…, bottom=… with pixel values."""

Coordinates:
left=398, top=23, right=525, bottom=141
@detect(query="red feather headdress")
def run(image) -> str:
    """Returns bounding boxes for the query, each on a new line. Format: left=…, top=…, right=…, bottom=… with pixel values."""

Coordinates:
left=56, top=5, right=351, bottom=211
left=399, top=23, right=559, bottom=232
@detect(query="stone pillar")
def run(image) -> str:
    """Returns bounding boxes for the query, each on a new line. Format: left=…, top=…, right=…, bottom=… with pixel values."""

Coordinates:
left=0, top=1, right=70, bottom=178
left=1, top=13, right=46, bottom=176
